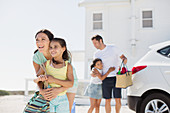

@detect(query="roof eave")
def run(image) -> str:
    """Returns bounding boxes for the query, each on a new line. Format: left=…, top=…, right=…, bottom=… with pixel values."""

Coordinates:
left=79, top=0, right=130, bottom=7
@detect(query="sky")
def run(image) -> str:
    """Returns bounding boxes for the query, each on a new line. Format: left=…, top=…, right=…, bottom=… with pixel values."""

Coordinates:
left=0, top=0, right=85, bottom=91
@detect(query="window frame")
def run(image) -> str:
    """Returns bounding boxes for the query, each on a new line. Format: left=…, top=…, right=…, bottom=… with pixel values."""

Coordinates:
left=157, top=45, right=170, bottom=58
left=92, top=12, right=103, bottom=30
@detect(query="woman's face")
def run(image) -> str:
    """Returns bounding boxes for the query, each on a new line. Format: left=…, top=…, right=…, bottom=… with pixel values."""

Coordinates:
left=35, top=33, right=50, bottom=53
left=49, top=41, right=66, bottom=58
left=95, top=61, right=103, bottom=70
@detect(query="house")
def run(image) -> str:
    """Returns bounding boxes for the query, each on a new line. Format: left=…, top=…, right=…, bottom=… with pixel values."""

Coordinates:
left=79, top=0, right=170, bottom=79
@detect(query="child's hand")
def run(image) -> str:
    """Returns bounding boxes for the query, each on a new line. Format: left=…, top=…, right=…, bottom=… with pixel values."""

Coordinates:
left=108, top=67, right=115, bottom=73
left=34, top=75, right=48, bottom=83
left=93, top=68, right=101, bottom=77
left=91, top=72, right=97, bottom=77
left=92, top=68, right=100, bottom=76
left=33, top=78, right=40, bottom=83
left=38, top=75, right=48, bottom=82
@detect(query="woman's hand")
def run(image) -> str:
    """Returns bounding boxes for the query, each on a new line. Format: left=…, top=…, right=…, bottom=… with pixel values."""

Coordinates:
left=45, top=88, right=61, bottom=100
left=39, top=88, right=56, bottom=101
left=39, top=88, right=51, bottom=101
left=40, top=87, right=67, bottom=101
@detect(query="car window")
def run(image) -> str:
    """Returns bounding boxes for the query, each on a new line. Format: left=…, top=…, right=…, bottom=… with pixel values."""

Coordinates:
left=157, top=45, right=170, bottom=58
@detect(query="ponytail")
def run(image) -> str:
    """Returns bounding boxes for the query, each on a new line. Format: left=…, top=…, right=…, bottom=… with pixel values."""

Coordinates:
left=90, top=64, right=95, bottom=70
left=63, top=49, right=69, bottom=61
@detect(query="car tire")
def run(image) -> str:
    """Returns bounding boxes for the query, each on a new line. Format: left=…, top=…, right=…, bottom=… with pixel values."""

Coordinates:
left=140, top=93, right=170, bottom=113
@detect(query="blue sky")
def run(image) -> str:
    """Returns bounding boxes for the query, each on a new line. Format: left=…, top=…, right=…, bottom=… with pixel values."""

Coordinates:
left=0, top=0, right=85, bottom=90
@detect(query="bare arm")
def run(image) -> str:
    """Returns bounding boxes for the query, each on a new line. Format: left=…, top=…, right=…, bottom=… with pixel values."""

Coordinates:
left=40, top=87, right=68, bottom=101
left=120, top=54, right=127, bottom=64
left=96, top=67, right=115, bottom=80
left=34, top=75, right=48, bottom=83
left=33, top=62, right=48, bottom=83
left=33, top=61, right=45, bottom=76
left=90, top=71, right=97, bottom=77
left=33, top=61, right=69, bottom=100
left=33, top=61, right=45, bottom=89
left=47, top=63, right=74, bottom=88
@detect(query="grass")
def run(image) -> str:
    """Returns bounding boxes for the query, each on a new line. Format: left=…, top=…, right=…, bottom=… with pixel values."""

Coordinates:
left=0, top=90, right=10, bottom=96
left=0, top=90, right=35, bottom=96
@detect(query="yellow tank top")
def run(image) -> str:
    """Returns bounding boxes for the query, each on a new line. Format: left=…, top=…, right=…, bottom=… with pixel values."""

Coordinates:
left=46, top=60, right=68, bottom=96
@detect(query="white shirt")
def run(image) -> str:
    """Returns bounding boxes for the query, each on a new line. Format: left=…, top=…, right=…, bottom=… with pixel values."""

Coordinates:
left=94, top=45, right=123, bottom=77
left=90, top=68, right=102, bottom=84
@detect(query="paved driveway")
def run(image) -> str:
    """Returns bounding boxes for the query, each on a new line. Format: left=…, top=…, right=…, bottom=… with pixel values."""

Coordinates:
left=0, top=95, right=135, bottom=113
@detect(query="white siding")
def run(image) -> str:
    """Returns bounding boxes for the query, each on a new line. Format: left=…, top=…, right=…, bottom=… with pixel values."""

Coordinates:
left=82, top=0, right=170, bottom=79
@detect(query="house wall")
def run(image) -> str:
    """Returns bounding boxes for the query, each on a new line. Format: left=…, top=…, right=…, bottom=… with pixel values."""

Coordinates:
left=134, top=0, right=170, bottom=60
left=83, top=0, right=170, bottom=79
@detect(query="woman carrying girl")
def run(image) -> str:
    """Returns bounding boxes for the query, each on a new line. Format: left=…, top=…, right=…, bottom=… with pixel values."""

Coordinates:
left=84, top=58, right=115, bottom=113
left=33, top=29, right=78, bottom=112
left=34, top=38, right=74, bottom=113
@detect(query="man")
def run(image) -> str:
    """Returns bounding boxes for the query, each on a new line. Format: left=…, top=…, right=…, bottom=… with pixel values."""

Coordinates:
left=91, top=35, right=127, bottom=113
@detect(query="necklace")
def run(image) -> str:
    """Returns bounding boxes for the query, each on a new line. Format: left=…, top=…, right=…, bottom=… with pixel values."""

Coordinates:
left=52, top=58, right=64, bottom=66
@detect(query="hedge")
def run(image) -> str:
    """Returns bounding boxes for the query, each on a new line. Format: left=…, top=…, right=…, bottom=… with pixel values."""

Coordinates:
left=0, top=90, right=10, bottom=96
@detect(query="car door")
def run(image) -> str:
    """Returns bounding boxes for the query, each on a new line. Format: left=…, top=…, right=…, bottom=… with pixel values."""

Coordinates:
left=158, top=45, right=170, bottom=86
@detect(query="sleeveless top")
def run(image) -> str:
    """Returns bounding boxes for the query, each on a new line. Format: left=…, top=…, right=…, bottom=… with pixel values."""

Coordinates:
left=45, top=60, right=68, bottom=96
left=33, top=51, right=78, bottom=87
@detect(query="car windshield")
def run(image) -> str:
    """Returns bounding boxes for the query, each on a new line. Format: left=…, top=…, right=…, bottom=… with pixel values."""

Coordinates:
left=157, top=45, right=170, bottom=58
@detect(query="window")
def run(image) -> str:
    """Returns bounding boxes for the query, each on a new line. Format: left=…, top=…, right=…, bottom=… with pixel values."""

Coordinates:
left=157, top=45, right=170, bottom=58
left=93, top=13, right=102, bottom=30
left=142, top=11, right=153, bottom=28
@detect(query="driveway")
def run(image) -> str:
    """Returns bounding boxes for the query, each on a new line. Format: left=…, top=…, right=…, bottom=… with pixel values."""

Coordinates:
left=0, top=95, right=135, bottom=113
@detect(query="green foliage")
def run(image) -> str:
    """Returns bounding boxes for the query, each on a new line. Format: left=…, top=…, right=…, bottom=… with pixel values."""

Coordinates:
left=0, top=90, right=10, bottom=96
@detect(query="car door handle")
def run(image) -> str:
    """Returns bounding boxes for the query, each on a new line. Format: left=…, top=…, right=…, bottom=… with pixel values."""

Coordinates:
left=164, top=71, right=170, bottom=74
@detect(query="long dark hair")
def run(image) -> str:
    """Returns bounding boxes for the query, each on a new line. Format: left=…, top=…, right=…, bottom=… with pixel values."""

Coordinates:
left=67, top=50, right=72, bottom=63
left=90, top=58, right=102, bottom=70
left=34, top=29, right=54, bottom=54
left=50, top=38, right=69, bottom=60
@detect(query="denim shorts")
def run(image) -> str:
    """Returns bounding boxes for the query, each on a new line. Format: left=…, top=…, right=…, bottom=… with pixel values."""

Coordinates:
left=84, top=83, right=102, bottom=99
left=50, top=94, right=69, bottom=113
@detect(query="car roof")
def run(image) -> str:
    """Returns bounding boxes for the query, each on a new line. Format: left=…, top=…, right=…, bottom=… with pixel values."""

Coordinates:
left=149, top=40, right=170, bottom=50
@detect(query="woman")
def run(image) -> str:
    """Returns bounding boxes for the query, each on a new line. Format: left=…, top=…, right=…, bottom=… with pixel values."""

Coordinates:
left=34, top=38, right=74, bottom=112
left=33, top=29, right=78, bottom=112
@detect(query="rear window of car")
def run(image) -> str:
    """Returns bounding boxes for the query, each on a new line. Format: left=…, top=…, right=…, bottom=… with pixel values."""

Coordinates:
left=157, top=45, right=170, bottom=58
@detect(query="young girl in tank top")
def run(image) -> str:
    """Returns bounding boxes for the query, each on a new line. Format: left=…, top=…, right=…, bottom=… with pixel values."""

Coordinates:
left=34, top=38, right=74, bottom=113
